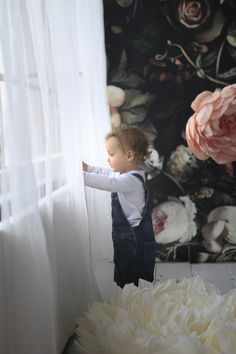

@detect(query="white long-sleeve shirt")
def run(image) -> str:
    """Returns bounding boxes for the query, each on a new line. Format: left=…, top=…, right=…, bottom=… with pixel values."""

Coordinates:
left=83, top=166, right=145, bottom=226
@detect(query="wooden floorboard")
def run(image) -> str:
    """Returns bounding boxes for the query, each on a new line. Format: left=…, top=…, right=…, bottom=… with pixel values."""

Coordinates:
left=191, top=262, right=235, bottom=294
left=154, top=262, right=236, bottom=294
left=154, top=262, right=192, bottom=284
left=225, top=262, right=236, bottom=288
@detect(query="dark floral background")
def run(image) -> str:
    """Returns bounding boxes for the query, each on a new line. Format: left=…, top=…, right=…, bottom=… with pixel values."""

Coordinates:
left=103, top=0, right=236, bottom=262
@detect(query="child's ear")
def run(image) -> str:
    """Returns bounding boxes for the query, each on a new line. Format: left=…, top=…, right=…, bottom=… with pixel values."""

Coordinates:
left=127, top=150, right=135, bottom=161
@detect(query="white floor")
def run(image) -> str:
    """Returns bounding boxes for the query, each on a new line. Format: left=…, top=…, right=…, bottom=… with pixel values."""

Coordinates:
left=63, top=261, right=236, bottom=354
left=155, top=262, right=236, bottom=295
left=94, top=260, right=236, bottom=298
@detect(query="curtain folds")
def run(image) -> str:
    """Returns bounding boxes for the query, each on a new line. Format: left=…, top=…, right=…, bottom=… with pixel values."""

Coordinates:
left=0, top=1, right=111, bottom=353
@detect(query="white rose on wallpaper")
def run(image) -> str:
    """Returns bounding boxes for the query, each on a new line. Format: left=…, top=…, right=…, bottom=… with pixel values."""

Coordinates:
left=202, top=206, right=236, bottom=254
left=144, top=146, right=163, bottom=178
left=152, top=196, right=197, bottom=244
left=107, top=85, right=126, bottom=127
left=76, top=277, right=236, bottom=354
left=166, top=145, right=199, bottom=183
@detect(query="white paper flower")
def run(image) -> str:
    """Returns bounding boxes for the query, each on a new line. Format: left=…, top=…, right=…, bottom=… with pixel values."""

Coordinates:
left=76, top=277, right=236, bottom=354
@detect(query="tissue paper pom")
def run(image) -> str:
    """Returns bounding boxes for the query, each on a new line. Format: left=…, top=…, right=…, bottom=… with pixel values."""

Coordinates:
left=77, top=277, right=236, bottom=354
left=186, top=84, right=236, bottom=164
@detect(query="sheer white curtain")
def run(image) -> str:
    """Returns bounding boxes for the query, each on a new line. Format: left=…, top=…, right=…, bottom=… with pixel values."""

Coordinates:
left=0, top=1, right=111, bottom=353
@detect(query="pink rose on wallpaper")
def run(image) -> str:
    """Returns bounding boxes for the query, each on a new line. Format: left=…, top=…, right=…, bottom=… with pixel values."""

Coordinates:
left=186, top=84, right=236, bottom=164
left=177, top=0, right=211, bottom=30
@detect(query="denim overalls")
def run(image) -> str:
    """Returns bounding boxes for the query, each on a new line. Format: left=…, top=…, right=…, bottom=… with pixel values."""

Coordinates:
left=111, top=173, right=156, bottom=288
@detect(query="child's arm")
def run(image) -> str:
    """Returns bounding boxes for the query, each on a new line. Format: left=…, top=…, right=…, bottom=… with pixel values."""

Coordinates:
left=83, top=171, right=141, bottom=193
left=83, top=161, right=113, bottom=176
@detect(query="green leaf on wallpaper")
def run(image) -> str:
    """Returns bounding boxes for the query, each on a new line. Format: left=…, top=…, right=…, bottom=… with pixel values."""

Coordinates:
left=227, top=45, right=236, bottom=61
left=195, top=54, right=202, bottom=69
left=126, top=37, right=161, bottom=54
left=219, top=67, right=236, bottom=79
left=196, top=69, right=205, bottom=78
left=199, top=50, right=218, bottom=68
left=110, top=50, right=145, bottom=88
left=110, top=70, right=127, bottom=84
left=110, top=50, right=127, bottom=83
left=227, top=22, right=236, bottom=47
left=111, top=71, right=145, bottom=89
left=116, top=50, right=127, bottom=72
left=122, top=89, right=155, bottom=110
left=121, top=107, right=147, bottom=124
left=213, top=191, right=236, bottom=206
left=126, top=21, right=165, bottom=54
left=142, top=22, right=163, bottom=37
left=125, top=72, right=145, bottom=87
left=125, top=22, right=164, bottom=54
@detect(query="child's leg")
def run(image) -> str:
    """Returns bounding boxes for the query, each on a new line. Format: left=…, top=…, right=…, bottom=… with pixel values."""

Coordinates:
left=135, top=225, right=156, bottom=284
left=112, top=229, right=138, bottom=288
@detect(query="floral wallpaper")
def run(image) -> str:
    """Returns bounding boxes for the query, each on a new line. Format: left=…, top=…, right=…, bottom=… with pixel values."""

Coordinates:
left=103, top=0, right=236, bottom=262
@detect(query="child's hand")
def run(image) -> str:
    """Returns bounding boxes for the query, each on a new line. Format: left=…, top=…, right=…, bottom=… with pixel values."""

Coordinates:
left=83, top=161, right=88, bottom=171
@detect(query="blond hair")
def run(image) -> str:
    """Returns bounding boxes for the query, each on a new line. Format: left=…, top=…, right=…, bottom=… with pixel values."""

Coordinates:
left=105, top=125, right=149, bottom=162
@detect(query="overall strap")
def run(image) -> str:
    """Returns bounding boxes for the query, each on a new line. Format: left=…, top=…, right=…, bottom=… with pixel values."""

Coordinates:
left=131, top=173, right=149, bottom=218
left=131, top=172, right=144, bottom=183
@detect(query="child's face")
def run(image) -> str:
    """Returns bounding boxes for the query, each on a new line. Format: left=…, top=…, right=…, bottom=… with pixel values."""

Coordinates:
left=106, top=137, right=134, bottom=173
